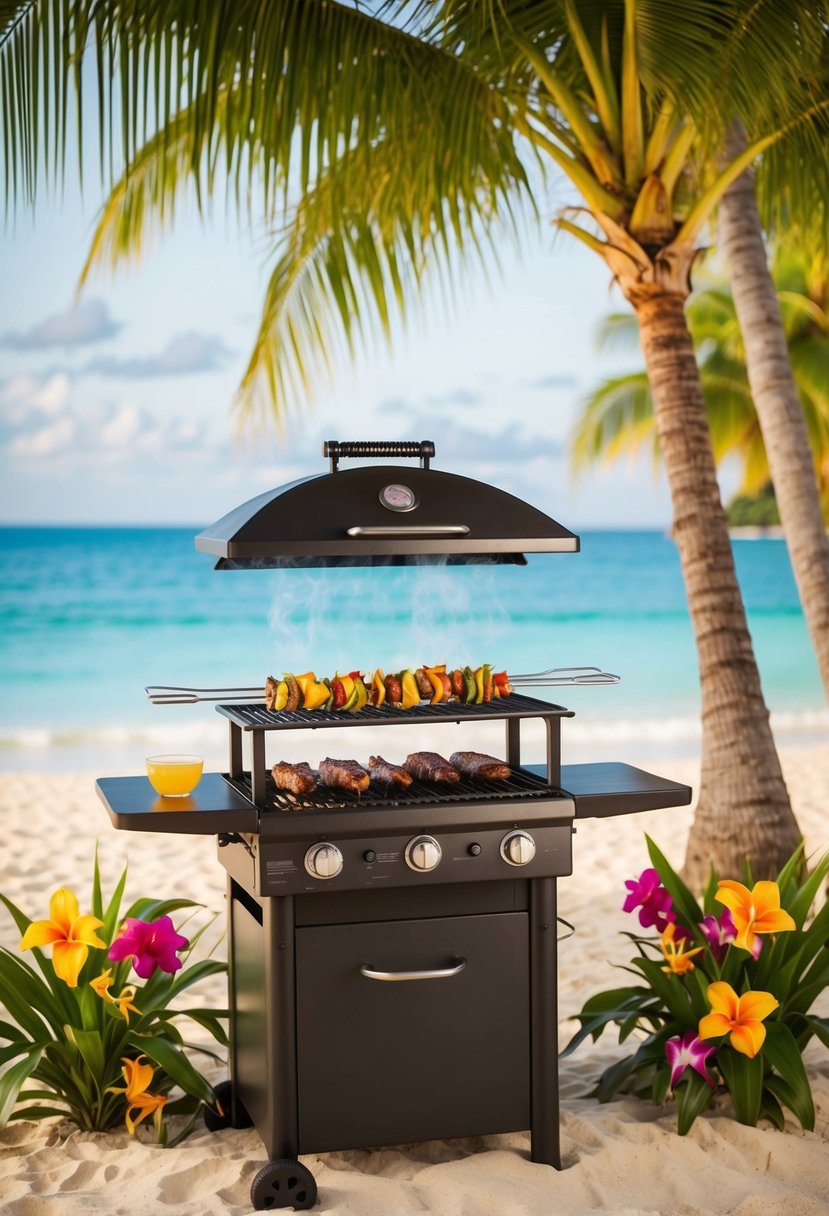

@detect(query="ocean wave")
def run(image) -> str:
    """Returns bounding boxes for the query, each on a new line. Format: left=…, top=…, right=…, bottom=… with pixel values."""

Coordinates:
left=1, top=709, right=826, bottom=751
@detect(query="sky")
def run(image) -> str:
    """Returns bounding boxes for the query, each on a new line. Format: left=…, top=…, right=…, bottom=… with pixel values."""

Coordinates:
left=0, top=89, right=715, bottom=530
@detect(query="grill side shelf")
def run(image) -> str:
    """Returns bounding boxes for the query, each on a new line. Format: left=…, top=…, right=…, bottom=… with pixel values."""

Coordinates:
left=217, top=692, right=574, bottom=731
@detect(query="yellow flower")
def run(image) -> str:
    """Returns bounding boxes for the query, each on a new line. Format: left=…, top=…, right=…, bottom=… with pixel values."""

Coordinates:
left=107, top=1056, right=167, bottom=1135
left=715, top=880, right=796, bottom=954
left=113, top=985, right=141, bottom=1024
left=20, top=888, right=106, bottom=987
left=89, top=967, right=115, bottom=1003
left=660, top=922, right=704, bottom=975
left=698, top=981, right=778, bottom=1058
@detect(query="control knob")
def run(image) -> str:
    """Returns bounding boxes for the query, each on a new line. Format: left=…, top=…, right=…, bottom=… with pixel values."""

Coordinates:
left=304, top=842, right=344, bottom=880
left=500, top=830, right=536, bottom=867
left=405, top=835, right=442, bottom=872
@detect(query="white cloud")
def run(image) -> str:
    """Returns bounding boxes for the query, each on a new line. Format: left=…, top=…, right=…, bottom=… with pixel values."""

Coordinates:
left=0, top=299, right=120, bottom=349
left=1, top=372, right=70, bottom=422
left=10, top=415, right=76, bottom=457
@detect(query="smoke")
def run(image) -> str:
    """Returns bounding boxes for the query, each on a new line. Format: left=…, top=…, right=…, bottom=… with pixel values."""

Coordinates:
left=266, top=564, right=516, bottom=676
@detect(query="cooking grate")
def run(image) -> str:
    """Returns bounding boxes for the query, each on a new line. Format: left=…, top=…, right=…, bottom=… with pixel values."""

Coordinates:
left=218, top=692, right=572, bottom=732
left=224, top=765, right=560, bottom=813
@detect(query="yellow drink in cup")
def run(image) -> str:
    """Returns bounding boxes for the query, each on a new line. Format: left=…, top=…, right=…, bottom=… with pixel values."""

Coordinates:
left=145, top=755, right=204, bottom=797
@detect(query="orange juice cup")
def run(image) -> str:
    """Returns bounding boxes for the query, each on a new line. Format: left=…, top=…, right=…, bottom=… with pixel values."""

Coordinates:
left=145, top=755, right=204, bottom=797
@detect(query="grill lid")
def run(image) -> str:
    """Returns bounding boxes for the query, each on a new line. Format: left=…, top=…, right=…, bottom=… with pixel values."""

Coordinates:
left=196, top=440, right=579, bottom=568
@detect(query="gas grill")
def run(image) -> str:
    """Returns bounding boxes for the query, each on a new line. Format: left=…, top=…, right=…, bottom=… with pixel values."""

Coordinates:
left=96, top=441, right=691, bottom=1211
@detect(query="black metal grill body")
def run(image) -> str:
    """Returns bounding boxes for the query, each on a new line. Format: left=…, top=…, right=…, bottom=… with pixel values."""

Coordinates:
left=213, top=695, right=575, bottom=1167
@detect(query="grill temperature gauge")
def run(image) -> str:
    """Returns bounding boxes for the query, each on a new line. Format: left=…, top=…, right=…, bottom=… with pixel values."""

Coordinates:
left=405, top=835, right=442, bottom=872
left=500, top=830, right=536, bottom=867
left=304, top=842, right=344, bottom=880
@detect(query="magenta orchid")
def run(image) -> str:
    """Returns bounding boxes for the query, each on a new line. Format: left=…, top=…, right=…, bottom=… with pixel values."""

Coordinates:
left=622, top=867, right=676, bottom=932
left=700, top=909, right=761, bottom=962
left=108, top=915, right=189, bottom=979
left=665, top=1029, right=716, bottom=1091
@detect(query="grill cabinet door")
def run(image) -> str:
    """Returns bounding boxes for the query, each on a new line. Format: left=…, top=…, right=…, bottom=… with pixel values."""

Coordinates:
left=295, top=912, right=529, bottom=1152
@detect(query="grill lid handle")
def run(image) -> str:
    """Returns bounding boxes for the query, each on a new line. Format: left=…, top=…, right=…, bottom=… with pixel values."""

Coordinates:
left=346, top=524, right=470, bottom=538
left=324, top=439, right=434, bottom=472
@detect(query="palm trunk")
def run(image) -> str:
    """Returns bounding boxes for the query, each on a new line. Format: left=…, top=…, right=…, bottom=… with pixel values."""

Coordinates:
left=718, top=139, right=829, bottom=703
left=633, top=291, right=801, bottom=887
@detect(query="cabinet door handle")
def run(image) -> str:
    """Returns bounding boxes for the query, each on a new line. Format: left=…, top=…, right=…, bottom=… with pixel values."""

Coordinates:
left=347, top=525, right=470, bottom=538
left=360, top=958, right=466, bottom=982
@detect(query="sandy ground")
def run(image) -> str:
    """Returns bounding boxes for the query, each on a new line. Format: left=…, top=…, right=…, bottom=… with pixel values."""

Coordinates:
left=1, top=745, right=828, bottom=1215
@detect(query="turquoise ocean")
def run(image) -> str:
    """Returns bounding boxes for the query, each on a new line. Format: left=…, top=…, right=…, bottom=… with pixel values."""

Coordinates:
left=0, top=526, right=824, bottom=772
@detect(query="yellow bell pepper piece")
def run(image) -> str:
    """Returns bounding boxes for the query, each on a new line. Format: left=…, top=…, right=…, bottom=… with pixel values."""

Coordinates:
left=474, top=666, right=485, bottom=704
left=295, top=672, right=316, bottom=697
left=427, top=670, right=444, bottom=704
left=303, top=681, right=330, bottom=710
left=273, top=681, right=289, bottom=711
left=372, top=670, right=386, bottom=707
left=400, top=670, right=420, bottom=709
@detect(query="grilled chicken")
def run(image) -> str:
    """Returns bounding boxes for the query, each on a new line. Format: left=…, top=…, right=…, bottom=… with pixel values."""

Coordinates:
left=449, top=751, right=511, bottom=781
left=271, top=761, right=317, bottom=795
left=404, top=751, right=460, bottom=784
left=368, top=755, right=413, bottom=788
left=319, top=757, right=370, bottom=794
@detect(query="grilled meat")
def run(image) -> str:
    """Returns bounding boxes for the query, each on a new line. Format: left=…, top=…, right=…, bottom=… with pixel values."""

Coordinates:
left=319, top=757, right=370, bottom=794
left=451, top=668, right=465, bottom=698
left=367, top=755, right=413, bottom=788
left=449, top=751, right=511, bottom=781
left=265, top=675, right=279, bottom=711
left=271, top=761, right=317, bottom=796
left=404, top=751, right=460, bottom=784
left=414, top=668, right=433, bottom=699
left=384, top=674, right=403, bottom=704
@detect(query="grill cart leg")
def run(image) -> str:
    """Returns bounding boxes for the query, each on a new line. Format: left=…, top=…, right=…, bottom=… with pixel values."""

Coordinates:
left=530, top=877, right=561, bottom=1168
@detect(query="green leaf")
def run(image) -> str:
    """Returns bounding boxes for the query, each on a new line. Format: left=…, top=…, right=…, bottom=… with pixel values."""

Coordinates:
left=0, top=949, right=61, bottom=1039
left=675, top=1069, right=715, bottom=1135
left=128, top=1033, right=215, bottom=1107
left=762, top=1022, right=815, bottom=1131
left=802, top=1015, right=829, bottom=1049
left=718, top=1046, right=763, bottom=1125
left=92, top=842, right=103, bottom=922
left=0, top=1046, right=45, bottom=1129
left=630, top=957, right=696, bottom=1023
left=103, top=864, right=130, bottom=943
left=7, top=1103, right=72, bottom=1122
left=65, top=1027, right=106, bottom=1091
left=759, top=1090, right=786, bottom=1131
left=0, top=1019, right=25, bottom=1041
left=787, top=852, right=829, bottom=930
left=646, top=836, right=704, bottom=934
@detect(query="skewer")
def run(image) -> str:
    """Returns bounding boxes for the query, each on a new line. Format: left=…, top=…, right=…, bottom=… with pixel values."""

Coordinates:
left=146, top=666, right=619, bottom=705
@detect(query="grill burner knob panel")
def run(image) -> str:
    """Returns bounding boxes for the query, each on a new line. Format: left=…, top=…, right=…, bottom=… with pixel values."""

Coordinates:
left=500, top=830, right=536, bottom=867
left=405, top=835, right=442, bottom=872
left=304, top=842, right=344, bottom=880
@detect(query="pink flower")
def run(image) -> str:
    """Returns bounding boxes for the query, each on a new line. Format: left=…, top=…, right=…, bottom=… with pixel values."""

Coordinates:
left=622, top=868, right=676, bottom=932
left=700, top=909, right=761, bottom=962
left=665, top=1029, right=716, bottom=1090
left=108, top=916, right=189, bottom=979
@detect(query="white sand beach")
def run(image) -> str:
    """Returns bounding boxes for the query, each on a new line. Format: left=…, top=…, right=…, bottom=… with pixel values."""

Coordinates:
left=1, top=744, right=827, bottom=1215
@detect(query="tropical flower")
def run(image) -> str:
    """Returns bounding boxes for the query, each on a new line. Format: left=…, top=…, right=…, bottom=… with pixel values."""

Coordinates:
left=113, top=986, right=141, bottom=1024
left=660, top=922, right=704, bottom=974
left=19, top=887, right=106, bottom=987
left=106, top=1056, right=167, bottom=1135
left=665, top=1029, right=716, bottom=1090
left=698, top=981, right=778, bottom=1058
left=700, top=908, right=761, bottom=962
left=89, top=967, right=115, bottom=1002
left=715, top=880, right=795, bottom=954
left=108, top=915, right=189, bottom=979
left=622, top=867, right=676, bottom=932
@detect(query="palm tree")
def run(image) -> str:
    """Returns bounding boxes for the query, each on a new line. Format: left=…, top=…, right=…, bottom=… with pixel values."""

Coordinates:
left=3, top=0, right=826, bottom=879
left=718, top=126, right=829, bottom=705
left=572, top=255, right=829, bottom=518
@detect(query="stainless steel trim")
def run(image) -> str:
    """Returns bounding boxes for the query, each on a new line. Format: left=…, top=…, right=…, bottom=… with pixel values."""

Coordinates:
left=500, top=829, right=537, bottom=867
left=346, top=525, right=470, bottom=538
left=404, top=834, right=442, bottom=872
left=360, top=959, right=467, bottom=982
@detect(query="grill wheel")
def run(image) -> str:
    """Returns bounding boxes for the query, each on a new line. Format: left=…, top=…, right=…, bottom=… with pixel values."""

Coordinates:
left=250, top=1159, right=318, bottom=1210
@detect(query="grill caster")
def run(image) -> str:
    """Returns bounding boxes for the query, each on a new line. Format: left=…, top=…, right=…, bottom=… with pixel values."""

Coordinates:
left=202, top=1080, right=253, bottom=1132
left=250, top=1159, right=317, bottom=1211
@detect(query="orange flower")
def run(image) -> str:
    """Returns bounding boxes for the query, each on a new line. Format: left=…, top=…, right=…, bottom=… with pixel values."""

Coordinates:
left=20, top=888, right=106, bottom=987
left=660, top=922, right=704, bottom=975
left=698, top=981, right=778, bottom=1058
left=106, top=1056, right=167, bottom=1135
left=113, top=985, right=141, bottom=1024
left=715, top=880, right=795, bottom=953
left=89, top=967, right=115, bottom=1003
